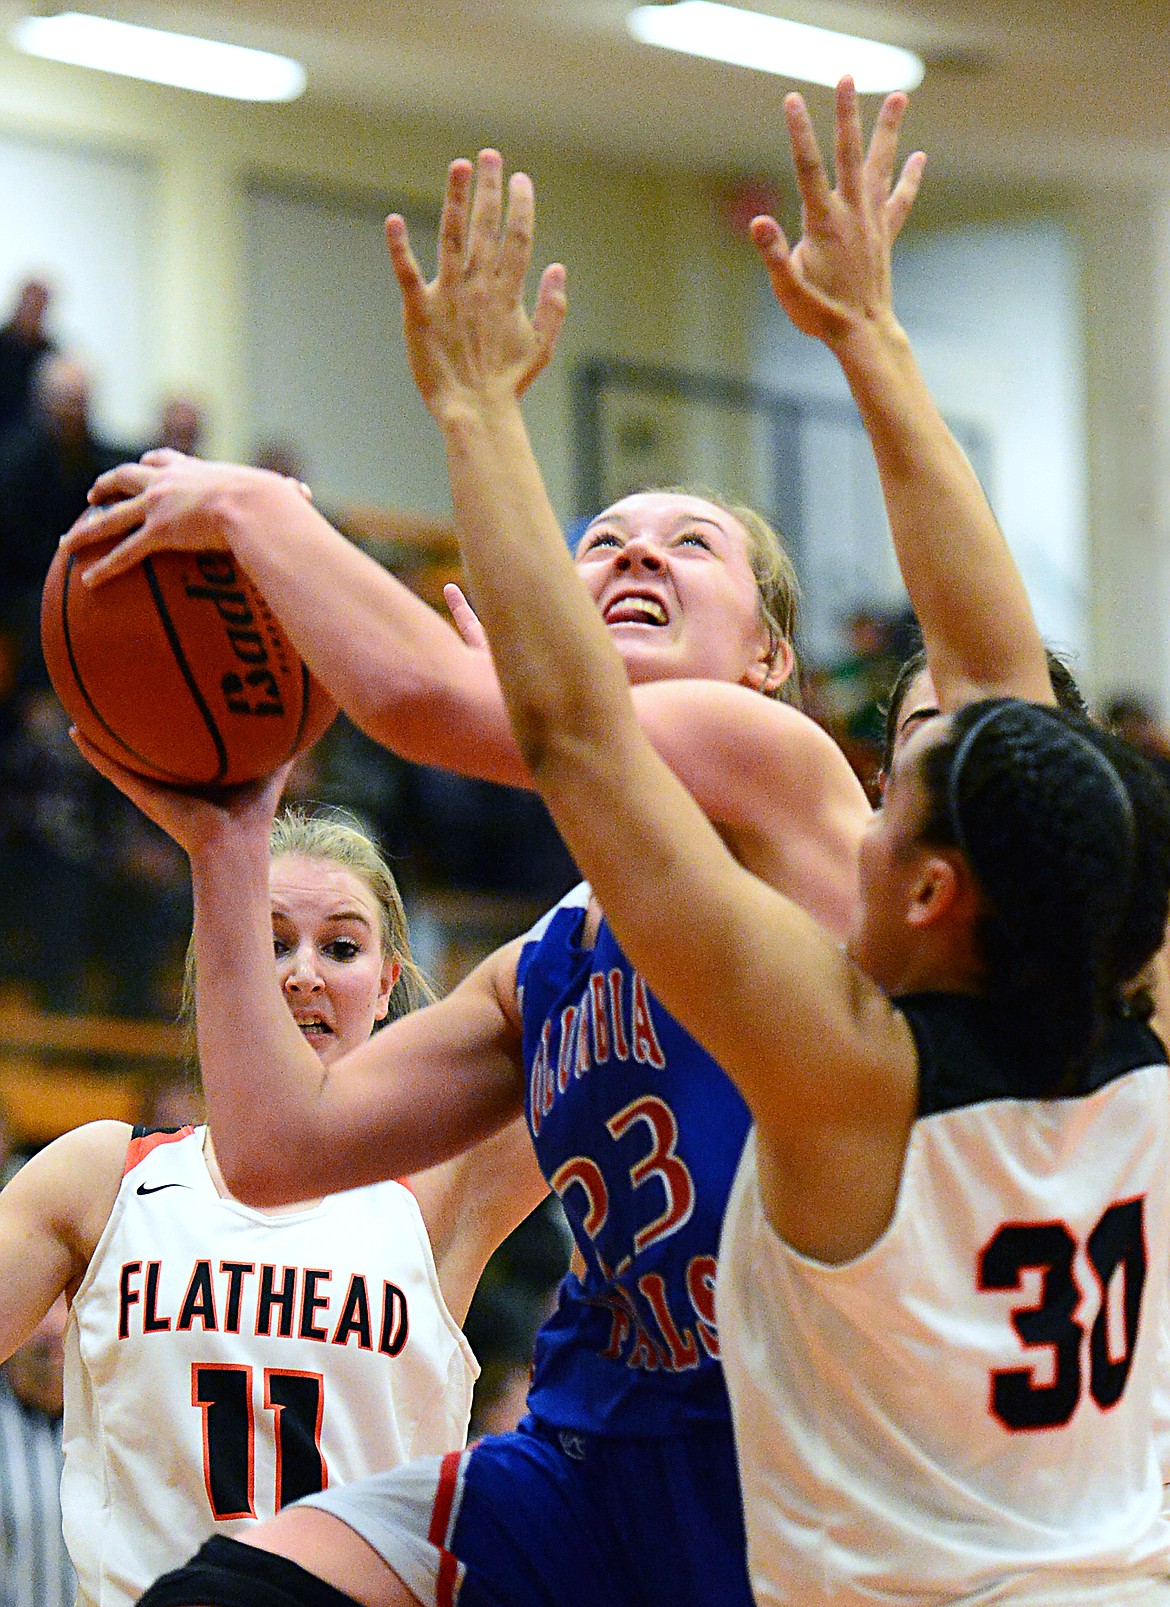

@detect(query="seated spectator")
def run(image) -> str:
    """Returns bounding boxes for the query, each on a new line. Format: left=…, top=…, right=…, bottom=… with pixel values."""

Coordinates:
left=0, top=685, right=99, bottom=1013
left=146, top=394, right=205, bottom=458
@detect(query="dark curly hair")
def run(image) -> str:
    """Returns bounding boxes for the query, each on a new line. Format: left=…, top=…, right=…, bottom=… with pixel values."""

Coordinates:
left=915, top=700, right=1170, bottom=1096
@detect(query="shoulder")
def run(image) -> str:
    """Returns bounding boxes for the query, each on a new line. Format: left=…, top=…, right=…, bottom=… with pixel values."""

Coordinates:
left=5, top=1120, right=133, bottom=1262
left=627, top=684, right=870, bottom=934
left=23, top=1119, right=133, bottom=1188
left=631, top=679, right=868, bottom=822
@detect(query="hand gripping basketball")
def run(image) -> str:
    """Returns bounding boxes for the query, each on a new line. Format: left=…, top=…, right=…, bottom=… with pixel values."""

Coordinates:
left=42, top=536, right=336, bottom=788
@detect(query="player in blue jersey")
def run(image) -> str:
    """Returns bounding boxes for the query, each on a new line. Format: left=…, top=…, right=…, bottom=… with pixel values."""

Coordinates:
left=67, top=80, right=1061, bottom=1607
left=372, top=99, right=1170, bottom=1601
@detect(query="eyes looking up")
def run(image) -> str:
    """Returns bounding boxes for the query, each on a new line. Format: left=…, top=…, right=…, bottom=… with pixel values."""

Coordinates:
left=577, top=527, right=715, bottom=559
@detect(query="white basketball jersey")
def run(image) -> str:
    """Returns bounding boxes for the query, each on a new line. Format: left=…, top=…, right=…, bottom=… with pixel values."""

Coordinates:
left=718, top=1001, right=1170, bottom=1606
left=62, top=1126, right=477, bottom=1607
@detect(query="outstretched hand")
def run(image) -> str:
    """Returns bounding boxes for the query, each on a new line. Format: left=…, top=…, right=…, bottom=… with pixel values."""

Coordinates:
left=71, top=728, right=291, bottom=862
left=57, top=451, right=312, bottom=588
left=385, top=150, right=567, bottom=421
left=752, top=76, right=925, bottom=348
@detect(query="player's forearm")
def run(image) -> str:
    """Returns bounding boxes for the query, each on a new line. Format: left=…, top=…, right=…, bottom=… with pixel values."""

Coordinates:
left=832, top=313, right=1049, bottom=701
left=438, top=395, right=636, bottom=786
left=206, top=475, right=528, bottom=780
left=187, top=836, right=332, bottom=1202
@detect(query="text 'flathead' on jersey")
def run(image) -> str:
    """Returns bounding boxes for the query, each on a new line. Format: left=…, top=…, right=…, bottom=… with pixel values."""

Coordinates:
left=118, top=1259, right=410, bottom=1354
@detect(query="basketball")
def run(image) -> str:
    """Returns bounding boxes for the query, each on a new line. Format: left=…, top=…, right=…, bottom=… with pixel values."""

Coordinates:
left=41, top=537, right=338, bottom=787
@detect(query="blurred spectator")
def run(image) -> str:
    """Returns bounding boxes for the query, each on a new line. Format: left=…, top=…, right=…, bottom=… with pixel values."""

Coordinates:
left=89, top=796, right=191, bottom=1019
left=0, top=685, right=191, bottom=1018
left=250, top=440, right=307, bottom=482
left=146, top=393, right=205, bottom=458
left=0, top=687, right=99, bottom=1013
left=402, top=768, right=577, bottom=903
left=0, top=279, right=54, bottom=436
left=805, top=606, right=905, bottom=802
left=0, top=354, right=128, bottom=692
left=0, top=1294, right=75, bottom=1607
left=1103, top=693, right=1170, bottom=790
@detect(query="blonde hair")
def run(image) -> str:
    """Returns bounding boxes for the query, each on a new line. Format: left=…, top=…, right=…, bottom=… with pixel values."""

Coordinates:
left=180, top=806, right=433, bottom=1065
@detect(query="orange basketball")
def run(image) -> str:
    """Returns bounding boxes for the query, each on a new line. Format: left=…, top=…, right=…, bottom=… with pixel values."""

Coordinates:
left=41, top=538, right=337, bottom=787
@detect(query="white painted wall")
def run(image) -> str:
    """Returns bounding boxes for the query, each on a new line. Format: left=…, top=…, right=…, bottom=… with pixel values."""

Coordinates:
left=754, top=220, right=1087, bottom=672
left=0, top=131, right=156, bottom=444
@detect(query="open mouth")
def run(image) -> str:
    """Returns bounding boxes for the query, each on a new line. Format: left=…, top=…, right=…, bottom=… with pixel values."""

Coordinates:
left=295, top=1016, right=333, bottom=1040
left=603, top=593, right=668, bottom=627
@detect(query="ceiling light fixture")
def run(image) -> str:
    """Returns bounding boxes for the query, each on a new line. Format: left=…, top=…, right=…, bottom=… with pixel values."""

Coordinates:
left=10, top=11, right=307, bottom=101
left=626, top=1, right=924, bottom=93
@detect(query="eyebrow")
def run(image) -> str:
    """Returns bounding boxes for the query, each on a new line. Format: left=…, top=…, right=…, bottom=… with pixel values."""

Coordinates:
left=583, top=512, right=726, bottom=539
left=271, top=907, right=376, bottom=929
left=898, top=705, right=940, bottom=739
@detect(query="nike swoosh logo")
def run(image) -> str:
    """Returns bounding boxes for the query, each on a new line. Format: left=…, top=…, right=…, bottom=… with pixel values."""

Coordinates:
left=136, top=1182, right=190, bottom=1196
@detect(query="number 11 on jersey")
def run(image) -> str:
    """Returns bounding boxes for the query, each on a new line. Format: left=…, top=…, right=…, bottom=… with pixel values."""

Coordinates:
left=193, top=1362, right=327, bottom=1519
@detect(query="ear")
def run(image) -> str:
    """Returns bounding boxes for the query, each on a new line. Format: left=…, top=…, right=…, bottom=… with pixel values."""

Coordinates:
left=374, top=955, right=402, bottom=1022
left=743, top=635, right=796, bottom=695
left=905, top=852, right=972, bottom=930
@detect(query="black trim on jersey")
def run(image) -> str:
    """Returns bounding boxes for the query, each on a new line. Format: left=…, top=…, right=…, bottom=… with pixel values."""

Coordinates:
left=896, top=992, right=1167, bottom=1118
left=131, top=1125, right=188, bottom=1141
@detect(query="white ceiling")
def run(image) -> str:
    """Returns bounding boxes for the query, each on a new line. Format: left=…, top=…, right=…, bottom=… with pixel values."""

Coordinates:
left=13, top=0, right=1170, bottom=195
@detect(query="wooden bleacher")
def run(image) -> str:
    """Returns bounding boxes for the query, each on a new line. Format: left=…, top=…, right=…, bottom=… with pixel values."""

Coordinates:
left=338, top=505, right=462, bottom=615
left=0, top=992, right=187, bottom=1145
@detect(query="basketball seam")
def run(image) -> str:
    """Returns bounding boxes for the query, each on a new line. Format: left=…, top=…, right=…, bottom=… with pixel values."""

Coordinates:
left=60, top=554, right=209, bottom=788
left=141, top=557, right=230, bottom=784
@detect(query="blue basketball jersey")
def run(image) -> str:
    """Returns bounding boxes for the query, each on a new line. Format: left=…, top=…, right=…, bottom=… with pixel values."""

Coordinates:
left=517, top=884, right=751, bottom=1436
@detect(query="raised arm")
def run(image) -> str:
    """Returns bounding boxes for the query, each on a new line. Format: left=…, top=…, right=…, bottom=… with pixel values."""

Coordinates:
left=59, top=456, right=531, bottom=784
left=752, top=79, right=1050, bottom=708
left=72, top=739, right=528, bottom=1207
left=384, top=151, right=914, bottom=1192
left=60, top=469, right=867, bottom=934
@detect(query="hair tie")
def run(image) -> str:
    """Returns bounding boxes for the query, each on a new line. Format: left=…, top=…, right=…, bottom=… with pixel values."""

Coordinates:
left=946, top=703, right=1011, bottom=866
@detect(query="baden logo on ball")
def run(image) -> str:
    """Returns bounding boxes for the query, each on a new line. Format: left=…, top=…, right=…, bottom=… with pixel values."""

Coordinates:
left=41, top=538, right=337, bottom=788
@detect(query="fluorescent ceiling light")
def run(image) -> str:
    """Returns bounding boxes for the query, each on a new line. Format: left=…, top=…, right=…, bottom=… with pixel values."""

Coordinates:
left=627, top=2, right=923, bottom=93
left=11, top=11, right=306, bottom=101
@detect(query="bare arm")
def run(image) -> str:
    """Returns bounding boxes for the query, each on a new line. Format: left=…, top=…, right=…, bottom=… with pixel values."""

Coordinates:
left=73, top=739, right=528, bottom=1207
left=0, top=1121, right=128, bottom=1361
left=61, top=459, right=530, bottom=784
left=752, top=80, right=1051, bottom=709
left=191, top=821, right=530, bottom=1205
left=412, top=1114, right=549, bottom=1326
left=61, top=456, right=868, bottom=912
left=384, top=153, right=917, bottom=1188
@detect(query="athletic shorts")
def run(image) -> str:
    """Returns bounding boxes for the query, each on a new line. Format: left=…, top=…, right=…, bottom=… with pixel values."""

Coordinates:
left=299, top=1413, right=754, bottom=1607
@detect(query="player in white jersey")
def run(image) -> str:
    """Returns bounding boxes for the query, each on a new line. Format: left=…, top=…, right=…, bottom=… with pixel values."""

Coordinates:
left=0, top=806, right=547, bottom=1607
left=361, top=102, right=1170, bottom=1604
